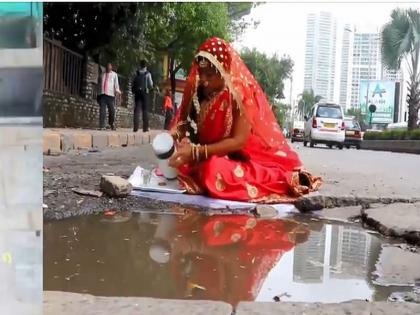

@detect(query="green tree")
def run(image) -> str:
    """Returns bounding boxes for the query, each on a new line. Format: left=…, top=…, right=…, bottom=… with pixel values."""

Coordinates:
left=272, top=101, right=290, bottom=128
left=227, top=2, right=261, bottom=40
left=381, top=8, right=420, bottom=130
left=44, top=2, right=256, bottom=91
left=146, top=3, right=232, bottom=100
left=241, top=48, right=294, bottom=101
left=43, top=2, right=140, bottom=52
left=297, top=89, right=322, bottom=118
left=346, top=108, right=368, bottom=130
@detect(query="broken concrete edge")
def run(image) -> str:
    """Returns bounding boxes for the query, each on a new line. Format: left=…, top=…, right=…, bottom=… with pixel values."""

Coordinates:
left=361, top=208, right=420, bottom=247
left=310, top=206, right=363, bottom=224
left=295, top=195, right=420, bottom=245
left=42, top=198, right=249, bottom=221
left=294, top=194, right=420, bottom=212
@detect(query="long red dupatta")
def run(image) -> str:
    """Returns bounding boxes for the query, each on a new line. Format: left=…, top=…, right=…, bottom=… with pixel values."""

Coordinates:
left=170, top=37, right=322, bottom=203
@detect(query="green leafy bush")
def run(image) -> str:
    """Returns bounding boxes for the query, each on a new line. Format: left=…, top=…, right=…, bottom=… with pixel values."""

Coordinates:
left=364, top=129, right=420, bottom=140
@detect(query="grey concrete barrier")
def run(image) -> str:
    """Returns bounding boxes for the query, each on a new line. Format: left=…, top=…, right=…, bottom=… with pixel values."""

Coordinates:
left=361, top=140, right=420, bottom=154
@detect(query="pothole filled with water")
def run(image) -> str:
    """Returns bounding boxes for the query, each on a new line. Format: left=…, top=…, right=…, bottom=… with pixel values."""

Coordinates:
left=44, top=209, right=419, bottom=306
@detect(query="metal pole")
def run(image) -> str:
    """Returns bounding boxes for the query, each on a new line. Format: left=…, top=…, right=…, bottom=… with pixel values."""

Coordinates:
left=366, top=81, right=369, bottom=126
left=289, top=77, right=293, bottom=109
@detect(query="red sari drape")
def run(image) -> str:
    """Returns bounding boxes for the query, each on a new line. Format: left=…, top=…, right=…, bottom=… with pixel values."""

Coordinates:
left=171, top=37, right=322, bottom=203
left=170, top=213, right=307, bottom=306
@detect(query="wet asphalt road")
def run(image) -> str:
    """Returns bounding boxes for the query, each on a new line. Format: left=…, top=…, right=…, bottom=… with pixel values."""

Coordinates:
left=43, top=143, right=420, bottom=219
left=292, top=142, right=420, bottom=199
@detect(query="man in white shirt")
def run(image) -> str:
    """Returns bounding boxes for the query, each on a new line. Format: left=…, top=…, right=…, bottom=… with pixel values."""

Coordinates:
left=98, top=63, right=121, bottom=130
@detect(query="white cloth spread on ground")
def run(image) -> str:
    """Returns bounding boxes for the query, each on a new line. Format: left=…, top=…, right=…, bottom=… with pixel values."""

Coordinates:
left=129, top=166, right=297, bottom=215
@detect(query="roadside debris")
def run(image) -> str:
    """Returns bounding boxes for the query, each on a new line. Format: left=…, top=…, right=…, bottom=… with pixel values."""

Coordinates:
left=251, top=205, right=278, bottom=218
left=100, top=175, right=132, bottom=197
left=72, top=188, right=103, bottom=198
left=104, top=210, right=117, bottom=216
left=273, top=292, right=291, bottom=302
left=100, top=211, right=132, bottom=223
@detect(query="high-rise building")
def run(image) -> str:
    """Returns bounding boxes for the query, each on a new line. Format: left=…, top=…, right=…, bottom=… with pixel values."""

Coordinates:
left=304, top=12, right=337, bottom=102
left=382, top=67, right=403, bottom=82
left=345, top=31, right=403, bottom=110
left=329, top=225, right=372, bottom=279
left=293, top=227, right=326, bottom=283
left=339, top=24, right=354, bottom=111
left=349, top=32, right=382, bottom=109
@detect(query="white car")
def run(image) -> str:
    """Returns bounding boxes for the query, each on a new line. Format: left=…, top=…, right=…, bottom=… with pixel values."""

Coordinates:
left=303, top=102, right=345, bottom=149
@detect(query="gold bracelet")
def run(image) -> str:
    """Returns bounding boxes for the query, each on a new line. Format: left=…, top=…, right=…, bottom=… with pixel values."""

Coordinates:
left=196, top=144, right=201, bottom=162
left=204, top=145, right=208, bottom=159
left=191, top=144, right=195, bottom=161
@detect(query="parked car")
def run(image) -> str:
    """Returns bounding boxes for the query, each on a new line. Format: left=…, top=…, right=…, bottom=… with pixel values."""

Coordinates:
left=344, top=117, right=362, bottom=149
left=291, top=120, right=305, bottom=143
left=303, top=102, right=345, bottom=149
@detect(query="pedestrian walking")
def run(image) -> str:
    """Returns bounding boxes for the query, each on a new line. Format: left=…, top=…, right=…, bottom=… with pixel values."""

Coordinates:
left=163, top=89, right=174, bottom=130
left=98, top=63, right=121, bottom=130
left=132, top=60, right=154, bottom=132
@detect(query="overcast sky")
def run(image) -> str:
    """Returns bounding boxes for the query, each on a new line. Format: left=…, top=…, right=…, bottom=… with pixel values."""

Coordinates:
left=234, top=2, right=419, bottom=103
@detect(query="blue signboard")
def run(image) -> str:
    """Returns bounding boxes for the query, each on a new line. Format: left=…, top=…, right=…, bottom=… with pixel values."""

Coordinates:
left=359, top=80, right=396, bottom=124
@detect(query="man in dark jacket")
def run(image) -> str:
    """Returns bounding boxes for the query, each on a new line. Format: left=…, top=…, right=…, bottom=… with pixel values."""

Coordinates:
left=132, top=60, right=153, bottom=132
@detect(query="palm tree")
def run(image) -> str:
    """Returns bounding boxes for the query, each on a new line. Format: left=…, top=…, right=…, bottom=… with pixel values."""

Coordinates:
left=297, top=89, right=322, bottom=119
left=382, top=8, right=420, bottom=130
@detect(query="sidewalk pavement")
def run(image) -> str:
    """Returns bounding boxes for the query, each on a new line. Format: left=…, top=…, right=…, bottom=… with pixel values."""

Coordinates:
left=0, top=126, right=42, bottom=231
left=43, top=128, right=163, bottom=155
left=43, top=291, right=420, bottom=315
left=0, top=126, right=42, bottom=314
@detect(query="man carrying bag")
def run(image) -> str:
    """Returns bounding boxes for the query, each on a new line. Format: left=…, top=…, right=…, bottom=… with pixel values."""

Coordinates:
left=132, top=60, right=153, bottom=132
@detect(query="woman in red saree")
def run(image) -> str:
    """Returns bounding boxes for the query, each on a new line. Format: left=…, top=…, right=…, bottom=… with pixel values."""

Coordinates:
left=169, top=37, right=322, bottom=203
left=169, top=210, right=310, bottom=305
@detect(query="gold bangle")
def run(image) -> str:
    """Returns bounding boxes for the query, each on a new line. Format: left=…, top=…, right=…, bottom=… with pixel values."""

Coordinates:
left=196, top=145, right=201, bottom=162
left=191, top=144, right=195, bottom=161
left=204, top=145, right=208, bottom=159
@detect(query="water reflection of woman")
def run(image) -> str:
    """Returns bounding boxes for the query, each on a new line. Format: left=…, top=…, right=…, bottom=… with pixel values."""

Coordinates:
left=169, top=211, right=310, bottom=306
left=168, top=37, right=322, bottom=203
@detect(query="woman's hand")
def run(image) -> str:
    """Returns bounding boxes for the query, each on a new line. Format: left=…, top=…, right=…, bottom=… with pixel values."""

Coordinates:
left=169, top=142, right=193, bottom=168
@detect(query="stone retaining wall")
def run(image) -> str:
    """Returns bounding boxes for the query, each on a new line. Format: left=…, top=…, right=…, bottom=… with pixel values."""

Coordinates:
left=43, top=52, right=165, bottom=129
left=43, top=92, right=165, bottom=129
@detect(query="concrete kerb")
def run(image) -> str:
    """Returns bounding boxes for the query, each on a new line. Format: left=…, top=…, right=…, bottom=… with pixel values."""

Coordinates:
left=43, top=132, right=61, bottom=155
left=73, top=133, right=93, bottom=150
left=44, top=291, right=233, bottom=315
left=92, top=134, right=109, bottom=149
left=108, top=134, right=121, bottom=147
left=236, top=300, right=420, bottom=315
left=43, top=129, right=160, bottom=154
left=43, top=292, right=420, bottom=315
